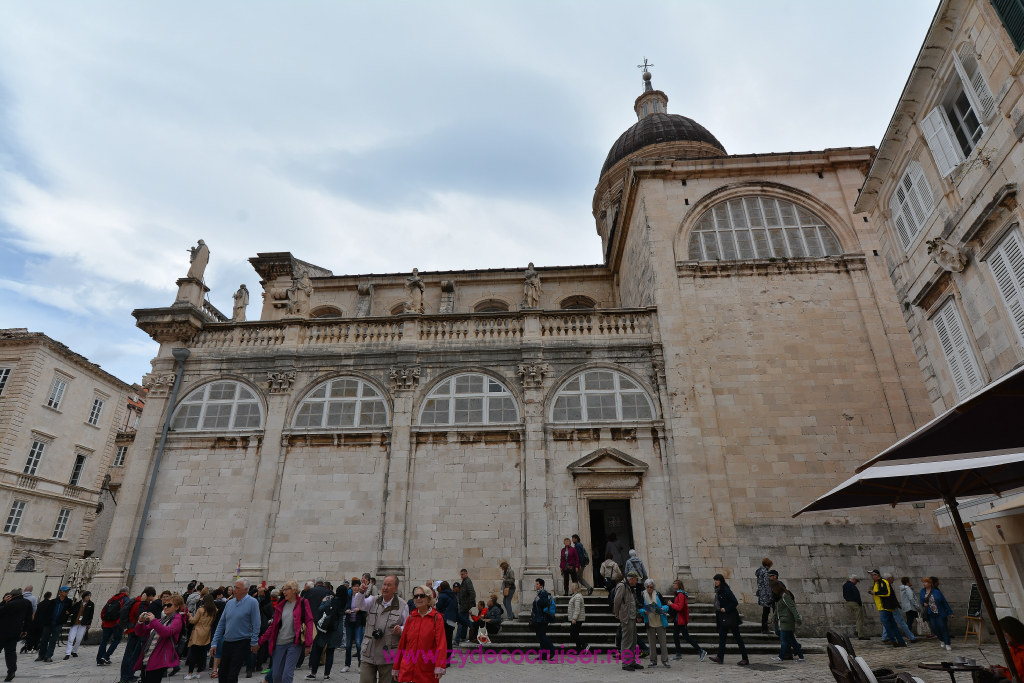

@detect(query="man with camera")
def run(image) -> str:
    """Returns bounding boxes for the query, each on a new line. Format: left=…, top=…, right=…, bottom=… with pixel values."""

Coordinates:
left=350, top=575, right=408, bottom=683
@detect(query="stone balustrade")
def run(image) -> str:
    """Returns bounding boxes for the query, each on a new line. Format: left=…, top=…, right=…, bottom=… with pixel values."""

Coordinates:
left=0, top=470, right=98, bottom=503
left=185, top=308, right=658, bottom=351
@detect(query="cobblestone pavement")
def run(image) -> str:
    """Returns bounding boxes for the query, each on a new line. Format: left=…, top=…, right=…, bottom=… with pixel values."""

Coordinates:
left=6, top=638, right=1008, bottom=683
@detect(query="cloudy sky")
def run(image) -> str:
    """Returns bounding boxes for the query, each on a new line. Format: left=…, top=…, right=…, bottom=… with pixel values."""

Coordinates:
left=0, top=1, right=937, bottom=384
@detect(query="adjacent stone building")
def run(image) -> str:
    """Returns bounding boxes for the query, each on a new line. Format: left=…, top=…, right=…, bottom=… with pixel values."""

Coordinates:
left=98, top=68, right=963, bottom=625
left=855, top=0, right=1024, bottom=619
left=0, top=329, right=134, bottom=596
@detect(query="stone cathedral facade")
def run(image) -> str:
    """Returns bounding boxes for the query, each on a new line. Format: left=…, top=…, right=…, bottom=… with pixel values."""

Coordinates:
left=96, top=71, right=963, bottom=624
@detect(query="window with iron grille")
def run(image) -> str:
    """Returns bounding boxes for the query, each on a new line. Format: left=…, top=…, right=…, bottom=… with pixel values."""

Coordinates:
left=4, top=501, right=26, bottom=534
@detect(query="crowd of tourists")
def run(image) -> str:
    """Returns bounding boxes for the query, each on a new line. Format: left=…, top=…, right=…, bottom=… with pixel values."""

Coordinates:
left=6, top=547, right=1024, bottom=682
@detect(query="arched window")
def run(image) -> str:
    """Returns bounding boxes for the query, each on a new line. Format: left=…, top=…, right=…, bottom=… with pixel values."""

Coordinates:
left=419, top=373, right=518, bottom=426
left=560, top=295, right=596, bottom=310
left=474, top=299, right=510, bottom=313
left=293, top=377, right=389, bottom=428
left=310, top=306, right=343, bottom=318
left=171, top=381, right=263, bottom=431
left=687, top=196, right=842, bottom=260
left=551, top=369, right=654, bottom=422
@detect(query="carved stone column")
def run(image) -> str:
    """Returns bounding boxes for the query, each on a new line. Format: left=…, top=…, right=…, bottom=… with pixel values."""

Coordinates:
left=518, top=356, right=551, bottom=598
left=238, top=369, right=295, bottom=579
left=376, top=364, right=421, bottom=580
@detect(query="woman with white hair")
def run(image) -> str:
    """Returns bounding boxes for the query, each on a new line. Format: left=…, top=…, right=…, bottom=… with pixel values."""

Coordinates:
left=641, top=580, right=671, bottom=668
left=567, top=584, right=588, bottom=653
left=259, top=580, right=315, bottom=683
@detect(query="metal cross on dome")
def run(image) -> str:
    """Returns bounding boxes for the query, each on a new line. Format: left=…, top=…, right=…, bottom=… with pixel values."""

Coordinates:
left=637, top=58, right=654, bottom=74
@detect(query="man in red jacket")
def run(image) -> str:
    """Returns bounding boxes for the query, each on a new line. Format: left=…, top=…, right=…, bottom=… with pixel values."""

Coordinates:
left=96, top=586, right=130, bottom=666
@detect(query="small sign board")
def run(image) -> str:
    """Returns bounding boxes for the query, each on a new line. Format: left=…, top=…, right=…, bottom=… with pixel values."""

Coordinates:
left=967, top=583, right=983, bottom=618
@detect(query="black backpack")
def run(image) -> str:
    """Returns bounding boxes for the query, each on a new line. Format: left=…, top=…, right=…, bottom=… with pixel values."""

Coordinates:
left=118, top=597, right=139, bottom=629
left=576, top=544, right=590, bottom=567
left=102, top=596, right=123, bottom=623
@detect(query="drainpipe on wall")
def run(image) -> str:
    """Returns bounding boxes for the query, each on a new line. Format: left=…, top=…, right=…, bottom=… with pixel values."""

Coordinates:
left=127, top=347, right=190, bottom=586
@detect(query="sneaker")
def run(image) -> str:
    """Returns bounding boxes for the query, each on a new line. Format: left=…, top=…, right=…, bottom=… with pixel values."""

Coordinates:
left=340, top=668, right=349, bottom=673
left=796, top=656, right=805, bottom=662
left=63, top=656, right=71, bottom=661
left=672, top=655, right=683, bottom=661
left=71, top=653, right=78, bottom=658
left=647, top=663, right=658, bottom=668
left=770, top=656, right=783, bottom=662
left=323, top=677, right=330, bottom=681
left=945, top=644, right=952, bottom=651
left=737, top=659, right=750, bottom=666
left=104, top=659, right=113, bottom=665
left=305, top=676, right=316, bottom=681
left=662, top=662, right=670, bottom=668
left=709, top=656, right=723, bottom=664
left=699, top=650, right=708, bottom=662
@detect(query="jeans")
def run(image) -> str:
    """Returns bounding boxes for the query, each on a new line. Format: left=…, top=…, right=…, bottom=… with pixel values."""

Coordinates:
left=121, top=634, right=143, bottom=681
left=38, top=623, right=60, bottom=660
left=344, top=623, right=364, bottom=667
left=532, top=622, right=554, bottom=661
left=892, top=609, right=915, bottom=641
left=270, top=643, right=302, bottom=683
left=502, top=586, right=516, bottom=620
left=879, top=610, right=905, bottom=646
left=672, top=623, right=703, bottom=656
left=455, top=611, right=473, bottom=643
left=929, top=613, right=951, bottom=646
left=779, top=630, right=804, bottom=659
left=98, top=626, right=123, bottom=663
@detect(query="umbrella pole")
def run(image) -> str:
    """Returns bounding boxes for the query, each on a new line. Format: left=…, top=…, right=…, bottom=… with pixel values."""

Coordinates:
left=945, top=495, right=1020, bottom=683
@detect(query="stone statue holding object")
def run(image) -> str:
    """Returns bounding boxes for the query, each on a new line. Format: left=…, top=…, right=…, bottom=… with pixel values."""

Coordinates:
left=187, top=239, right=210, bottom=280
left=232, top=284, right=249, bottom=321
left=286, top=270, right=313, bottom=316
left=522, top=262, right=542, bottom=308
left=403, top=268, right=425, bottom=313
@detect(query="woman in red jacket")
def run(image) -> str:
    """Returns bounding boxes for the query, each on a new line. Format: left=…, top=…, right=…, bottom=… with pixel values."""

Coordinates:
left=394, top=585, right=447, bottom=683
left=669, top=580, right=707, bottom=662
left=259, top=581, right=314, bottom=683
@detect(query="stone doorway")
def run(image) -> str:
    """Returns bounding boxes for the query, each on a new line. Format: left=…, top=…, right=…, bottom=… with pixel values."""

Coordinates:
left=588, top=499, right=633, bottom=588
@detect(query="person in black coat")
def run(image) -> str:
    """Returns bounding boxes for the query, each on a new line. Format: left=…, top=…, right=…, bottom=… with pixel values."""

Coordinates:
left=708, top=574, right=749, bottom=666
left=1, top=589, right=34, bottom=681
left=34, top=587, right=73, bottom=663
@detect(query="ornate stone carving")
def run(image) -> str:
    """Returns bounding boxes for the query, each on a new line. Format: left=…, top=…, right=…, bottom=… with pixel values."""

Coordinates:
left=926, top=237, right=968, bottom=273
left=403, top=269, right=424, bottom=313
left=267, top=371, right=296, bottom=394
left=649, top=360, right=665, bottom=389
left=517, top=362, right=549, bottom=389
left=439, top=280, right=456, bottom=314
left=356, top=284, right=374, bottom=317
left=390, top=365, right=421, bottom=391
left=269, top=269, right=313, bottom=316
left=232, top=284, right=249, bottom=322
left=187, top=239, right=210, bottom=281
left=522, top=263, right=542, bottom=309
left=142, top=372, right=177, bottom=397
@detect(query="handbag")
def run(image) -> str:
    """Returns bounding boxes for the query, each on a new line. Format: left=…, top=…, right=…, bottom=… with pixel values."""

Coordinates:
left=502, top=587, right=509, bottom=597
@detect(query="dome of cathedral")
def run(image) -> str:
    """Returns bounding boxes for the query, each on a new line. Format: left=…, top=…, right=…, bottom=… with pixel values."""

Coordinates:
left=600, top=112, right=726, bottom=177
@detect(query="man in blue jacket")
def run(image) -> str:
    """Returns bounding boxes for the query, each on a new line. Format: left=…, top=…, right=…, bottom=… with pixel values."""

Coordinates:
left=211, top=579, right=261, bottom=683
left=842, top=574, right=867, bottom=640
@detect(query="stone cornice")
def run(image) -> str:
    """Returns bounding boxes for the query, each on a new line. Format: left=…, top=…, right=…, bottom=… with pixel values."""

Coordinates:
left=0, top=330, right=134, bottom=392
left=676, top=254, right=868, bottom=278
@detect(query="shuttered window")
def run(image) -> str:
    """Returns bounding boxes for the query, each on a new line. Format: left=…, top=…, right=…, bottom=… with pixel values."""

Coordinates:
left=922, top=107, right=964, bottom=177
left=992, top=0, right=1024, bottom=52
left=954, top=45, right=996, bottom=123
left=888, top=161, right=936, bottom=250
left=933, top=298, right=985, bottom=399
left=922, top=45, right=995, bottom=176
left=986, top=228, right=1024, bottom=344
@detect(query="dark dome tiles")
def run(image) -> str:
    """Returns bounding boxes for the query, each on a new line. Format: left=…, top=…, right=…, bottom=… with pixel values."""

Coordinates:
left=600, top=113, right=726, bottom=177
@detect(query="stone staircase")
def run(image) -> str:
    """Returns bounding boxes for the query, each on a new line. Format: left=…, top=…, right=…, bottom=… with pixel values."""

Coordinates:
left=460, top=593, right=824, bottom=656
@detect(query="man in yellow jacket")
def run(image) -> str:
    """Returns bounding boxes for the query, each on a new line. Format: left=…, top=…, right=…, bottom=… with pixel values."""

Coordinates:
left=868, top=569, right=906, bottom=648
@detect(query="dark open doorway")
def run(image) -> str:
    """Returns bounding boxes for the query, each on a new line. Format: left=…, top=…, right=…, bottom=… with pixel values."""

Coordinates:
left=588, top=499, right=634, bottom=588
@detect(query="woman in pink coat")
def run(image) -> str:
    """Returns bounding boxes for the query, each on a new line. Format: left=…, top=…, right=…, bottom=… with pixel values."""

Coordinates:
left=134, top=593, right=186, bottom=683
left=258, top=580, right=315, bottom=683
left=394, top=585, right=447, bottom=683
left=559, top=537, right=581, bottom=596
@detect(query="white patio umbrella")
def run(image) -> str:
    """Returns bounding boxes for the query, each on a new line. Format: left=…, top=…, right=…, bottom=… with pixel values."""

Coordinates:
left=795, top=451, right=1024, bottom=683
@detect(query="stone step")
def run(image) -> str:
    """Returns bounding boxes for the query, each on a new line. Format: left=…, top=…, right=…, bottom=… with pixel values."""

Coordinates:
left=454, top=640, right=824, bottom=655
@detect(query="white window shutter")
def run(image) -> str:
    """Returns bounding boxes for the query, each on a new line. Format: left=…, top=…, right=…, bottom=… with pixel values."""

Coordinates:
left=955, top=45, right=996, bottom=122
left=889, top=190, right=913, bottom=250
left=909, top=161, right=935, bottom=216
left=921, top=107, right=964, bottom=177
left=989, top=230, right=1024, bottom=343
left=934, top=299, right=984, bottom=398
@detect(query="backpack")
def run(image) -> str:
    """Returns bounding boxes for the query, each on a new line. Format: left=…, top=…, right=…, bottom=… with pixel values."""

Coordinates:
left=119, top=596, right=139, bottom=629
left=315, top=600, right=336, bottom=634
left=102, top=595, right=123, bottom=623
left=543, top=593, right=556, bottom=622
left=575, top=543, right=589, bottom=567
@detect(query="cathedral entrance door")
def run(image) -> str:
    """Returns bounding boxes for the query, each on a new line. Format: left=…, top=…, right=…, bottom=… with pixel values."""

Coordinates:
left=588, top=499, right=633, bottom=588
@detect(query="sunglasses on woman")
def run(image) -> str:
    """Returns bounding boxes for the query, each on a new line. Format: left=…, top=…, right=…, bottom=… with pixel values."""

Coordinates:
left=413, top=594, right=427, bottom=599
